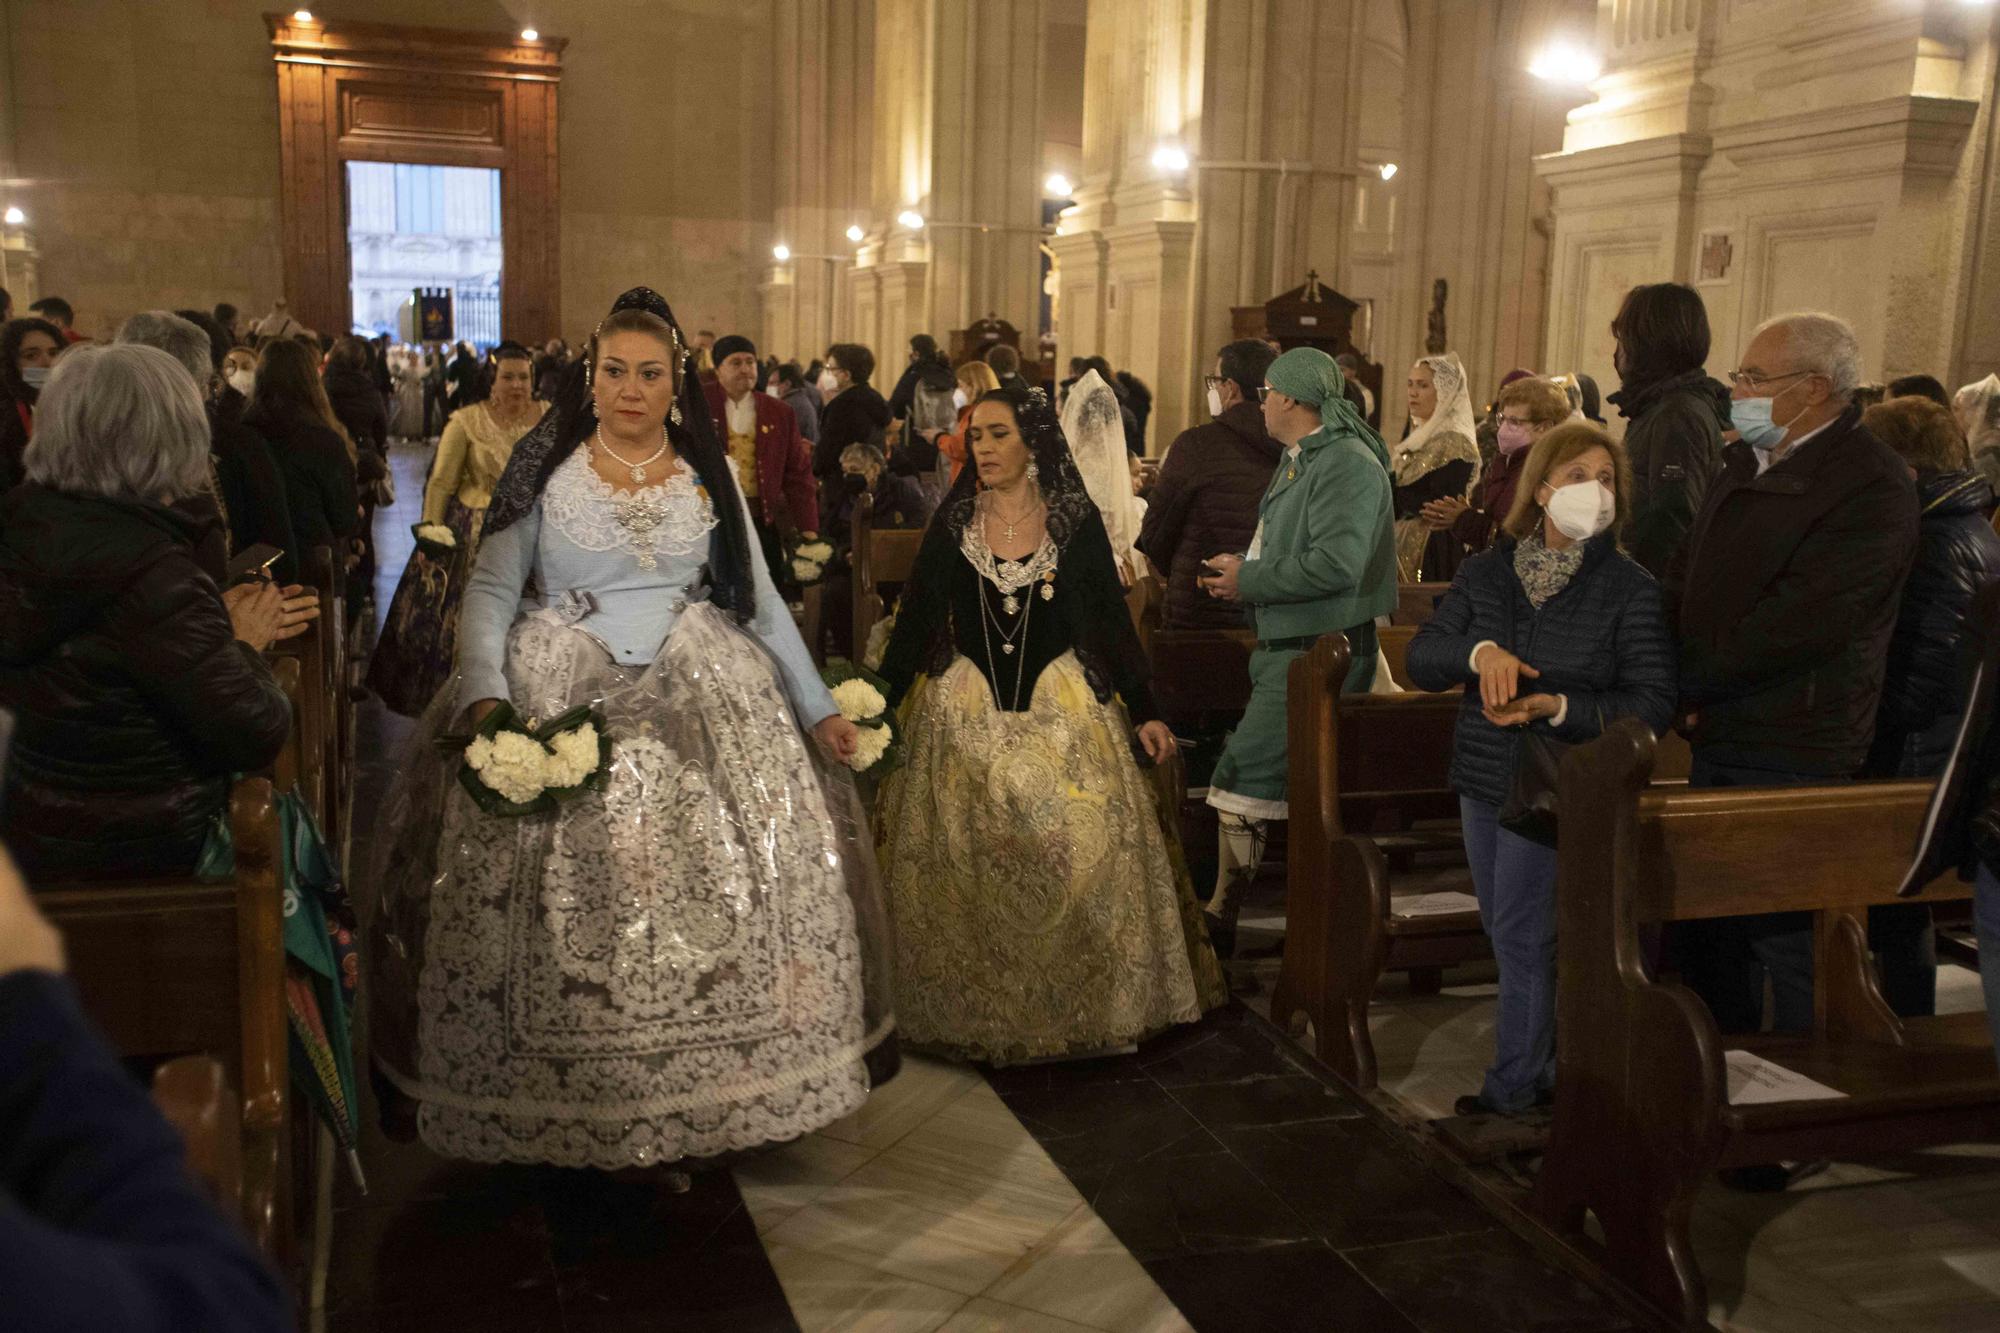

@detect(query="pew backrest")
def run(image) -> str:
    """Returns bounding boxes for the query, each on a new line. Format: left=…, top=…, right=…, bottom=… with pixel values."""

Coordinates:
left=852, top=498, right=924, bottom=661
left=1150, top=627, right=1257, bottom=728
left=1394, top=582, right=1450, bottom=627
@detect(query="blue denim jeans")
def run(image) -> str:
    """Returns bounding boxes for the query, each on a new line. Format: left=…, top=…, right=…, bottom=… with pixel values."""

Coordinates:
left=1460, top=796, right=1560, bottom=1111
left=1977, top=865, right=2000, bottom=1056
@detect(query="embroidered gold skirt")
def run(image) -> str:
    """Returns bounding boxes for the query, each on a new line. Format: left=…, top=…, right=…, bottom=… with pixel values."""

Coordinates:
left=875, top=651, right=1225, bottom=1065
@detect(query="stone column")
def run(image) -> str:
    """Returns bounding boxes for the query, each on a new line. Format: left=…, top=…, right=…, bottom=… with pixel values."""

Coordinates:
left=766, top=0, right=876, bottom=363
left=843, top=0, right=1047, bottom=361
left=1538, top=0, right=1993, bottom=400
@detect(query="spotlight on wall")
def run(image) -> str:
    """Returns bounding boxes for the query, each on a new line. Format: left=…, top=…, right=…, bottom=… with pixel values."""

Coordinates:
left=521, top=28, right=539, bottom=41
left=1528, top=42, right=1602, bottom=85
left=845, top=224, right=865, bottom=243
left=1378, top=162, right=1399, bottom=181
left=772, top=243, right=792, bottom=262
left=897, top=210, right=926, bottom=230
left=1150, top=144, right=1191, bottom=174
left=2, top=207, right=23, bottom=226
left=1044, top=173, right=1075, bottom=199
left=292, top=9, right=314, bottom=21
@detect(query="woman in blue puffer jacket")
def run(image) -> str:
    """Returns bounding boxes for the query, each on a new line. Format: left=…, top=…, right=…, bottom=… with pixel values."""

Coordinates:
left=1407, top=422, right=1677, bottom=1116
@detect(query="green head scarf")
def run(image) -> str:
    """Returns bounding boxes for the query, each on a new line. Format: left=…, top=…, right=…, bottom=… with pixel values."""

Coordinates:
left=1266, top=347, right=1390, bottom=472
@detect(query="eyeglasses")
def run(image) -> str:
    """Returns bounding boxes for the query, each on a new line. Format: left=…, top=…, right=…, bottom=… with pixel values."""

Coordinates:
left=1498, top=414, right=1536, bottom=429
left=1726, top=368, right=1816, bottom=392
left=1202, top=375, right=1225, bottom=391
left=1256, top=385, right=1278, bottom=403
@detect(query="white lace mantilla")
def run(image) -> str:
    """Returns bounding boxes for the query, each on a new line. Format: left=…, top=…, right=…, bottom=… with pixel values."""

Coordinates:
left=959, top=500, right=1059, bottom=595
left=542, top=450, right=716, bottom=571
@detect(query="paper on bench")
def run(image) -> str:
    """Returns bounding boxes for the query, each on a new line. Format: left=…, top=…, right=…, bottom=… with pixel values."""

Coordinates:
left=1390, top=891, right=1481, bottom=918
left=1723, top=1050, right=1847, bottom=1105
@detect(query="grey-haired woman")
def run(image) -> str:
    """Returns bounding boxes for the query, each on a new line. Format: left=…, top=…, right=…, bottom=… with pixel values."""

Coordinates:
left=0, top=344, right=317, bottom=879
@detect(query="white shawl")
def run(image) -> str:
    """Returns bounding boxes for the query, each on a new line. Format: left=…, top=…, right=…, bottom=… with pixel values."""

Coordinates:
left=1061, top=370, right=1142, bottom=579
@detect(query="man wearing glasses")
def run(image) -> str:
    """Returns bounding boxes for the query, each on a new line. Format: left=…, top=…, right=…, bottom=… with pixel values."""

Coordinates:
left=1667, top=312, right=1918, bottom=1111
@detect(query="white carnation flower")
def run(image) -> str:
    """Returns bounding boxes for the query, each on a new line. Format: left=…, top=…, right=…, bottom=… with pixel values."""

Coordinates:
left=474, top=730, right=551, bottom=804
left=415, top=523, right=457, bottom=548
left=464, top=735, right=495, bottom=769
left=791, top=556, right=823, bottom=582
left=829, top=678, right=887, bottom=722
left=797, top=540, right=834, bottom=562
left=862, top=612, right=896, bottom=671
left=847, top=723, right=892, bottom=771
left=544, top=723, right=601, bottom=788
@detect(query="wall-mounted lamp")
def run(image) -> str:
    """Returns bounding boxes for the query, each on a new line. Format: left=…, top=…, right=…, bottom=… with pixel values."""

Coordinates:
left=1150, top=144, right=1191, bottom=174
left=1377, top=162, right=1398, bottom=182
left=897, top=210, right=926, bottom=230
left=520, top=28, right=539, bottom=41
left=2, top=207, right=23, bottom=226
left=292, top=9, right=314, bottom=21
left=772, top=243, right=792, bottom=262
left=1044, top=173, right=1075, bottom=199
left=1528, top=42, right=1602, bottom=85
left=845, top=224, right=865, bottom=243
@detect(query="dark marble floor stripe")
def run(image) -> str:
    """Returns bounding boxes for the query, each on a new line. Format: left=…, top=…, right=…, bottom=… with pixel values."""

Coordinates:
left=986, top=1004, right=1639, bottom=1333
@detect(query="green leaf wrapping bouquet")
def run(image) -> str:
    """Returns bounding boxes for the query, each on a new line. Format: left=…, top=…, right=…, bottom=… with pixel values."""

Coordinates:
left=820, top=661, right=900, bottom=777
left=441, top=701, right=613, bottom=817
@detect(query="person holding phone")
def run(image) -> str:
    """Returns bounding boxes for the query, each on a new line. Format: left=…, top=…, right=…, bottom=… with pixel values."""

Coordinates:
left=0, top=344, right=316, bottom=880
left=1195, top=348, right=1400, bottom=956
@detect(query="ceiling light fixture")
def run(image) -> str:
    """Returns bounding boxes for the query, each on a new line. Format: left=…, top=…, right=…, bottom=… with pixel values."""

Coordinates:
left=1528, top=42, right=1602, bottom=85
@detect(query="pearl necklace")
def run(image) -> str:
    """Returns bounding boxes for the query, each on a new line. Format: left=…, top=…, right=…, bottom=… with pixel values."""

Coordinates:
left=594, top=424, right=671, bottom=483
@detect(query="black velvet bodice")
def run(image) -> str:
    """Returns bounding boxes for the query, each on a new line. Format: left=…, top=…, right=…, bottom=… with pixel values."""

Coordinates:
left=878, top=507, right=1155, bottom=724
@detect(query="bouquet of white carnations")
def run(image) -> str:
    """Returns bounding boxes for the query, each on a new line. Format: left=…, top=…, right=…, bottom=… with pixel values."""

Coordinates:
left=412, top=522, right=458, bottom=557
left=447, top=702, right=613, bottom=817
left=787, top=533, right=836, bottom=586
left=820, top=662, right=899, bottom=777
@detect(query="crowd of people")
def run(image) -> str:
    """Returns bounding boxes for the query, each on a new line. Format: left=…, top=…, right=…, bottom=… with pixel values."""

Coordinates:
left=9, top=267, right=2000, bottom=1322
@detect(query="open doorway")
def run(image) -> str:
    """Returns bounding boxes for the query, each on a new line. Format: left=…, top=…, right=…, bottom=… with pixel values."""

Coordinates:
left=346, top=161, right=502, bottom=347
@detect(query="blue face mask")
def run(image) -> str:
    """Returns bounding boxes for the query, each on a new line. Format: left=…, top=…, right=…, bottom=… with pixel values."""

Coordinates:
left=1731, top=390, right=1808, bottom=453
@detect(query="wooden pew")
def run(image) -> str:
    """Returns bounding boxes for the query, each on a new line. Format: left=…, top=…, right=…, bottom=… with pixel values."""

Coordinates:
left=1269, top=634, right=1481, bottom=1085
left=1394, top=581, right=1450, bottom=627
left=1532, top=720, right=2000, bottom=1328
left=1377, top=623, right=1416, bottom=690
left=851, top=495, right=924, bottom=663
left=35, top=777, right=291, bottom=1261
left=152, top=1055, right=242, bottom=1214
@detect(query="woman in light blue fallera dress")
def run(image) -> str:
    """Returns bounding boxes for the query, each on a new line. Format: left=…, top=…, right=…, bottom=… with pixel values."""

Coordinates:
left=368, top=289, right=896, bottom=1170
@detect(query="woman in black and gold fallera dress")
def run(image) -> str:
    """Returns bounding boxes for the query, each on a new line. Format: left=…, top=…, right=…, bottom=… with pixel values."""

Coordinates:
left=874, top=385, right=1225, bottom=1065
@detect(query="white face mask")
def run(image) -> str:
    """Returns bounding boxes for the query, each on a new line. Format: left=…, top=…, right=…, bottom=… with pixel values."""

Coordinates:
left=19, top=365, right=50, bottom=388
left=1543, top=480, right=1616, bottom=542
left=226, top=368, right=255, bottom=396
left=952, top=387, right=968, bottom=410
left=1206, top=386, right=1224, bottom=419
left=817, top=370, right=840, bottom=395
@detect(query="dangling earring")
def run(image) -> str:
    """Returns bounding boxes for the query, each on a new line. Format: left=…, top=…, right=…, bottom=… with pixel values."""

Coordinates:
left=670, top=400, right=683, bottom=425
left=1027, top=459, right=1040, bottom=483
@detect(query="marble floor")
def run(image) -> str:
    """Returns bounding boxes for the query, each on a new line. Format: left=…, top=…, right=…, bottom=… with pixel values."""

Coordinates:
left=1226, top=856, right=2000, bottom=1333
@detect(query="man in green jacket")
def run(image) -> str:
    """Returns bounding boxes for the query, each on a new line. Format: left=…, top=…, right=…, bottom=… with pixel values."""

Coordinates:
left=1196, top=346, right=1399, bottom=955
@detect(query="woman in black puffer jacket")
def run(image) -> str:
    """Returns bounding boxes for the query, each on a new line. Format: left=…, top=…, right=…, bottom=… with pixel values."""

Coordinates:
left=1860, top=396, right=2000, bottom=1016
left=0, top=345, right=305, bottom=880
left=1408, top=423, right=1677, bottom=1117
